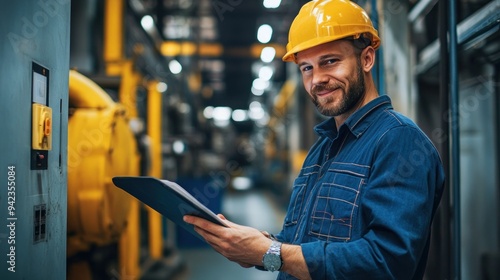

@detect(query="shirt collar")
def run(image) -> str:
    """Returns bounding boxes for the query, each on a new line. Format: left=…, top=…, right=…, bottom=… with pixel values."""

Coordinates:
left=314, top=95, right=393, bottom=139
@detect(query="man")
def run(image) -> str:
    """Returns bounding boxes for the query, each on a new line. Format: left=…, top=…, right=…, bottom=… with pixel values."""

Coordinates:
left=184, top=0, right=445, bottom=279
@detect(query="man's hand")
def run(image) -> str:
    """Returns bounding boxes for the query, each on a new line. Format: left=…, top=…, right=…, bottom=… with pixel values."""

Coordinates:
left=183, top=214, right=272, bottom=267
left=184, top=214, right=311, bottom=279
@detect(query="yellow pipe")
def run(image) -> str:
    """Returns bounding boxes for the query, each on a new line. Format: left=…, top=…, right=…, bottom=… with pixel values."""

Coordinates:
left=117, top=61, right=141, bottom=279
left=147, top=81, right=162, bottom=177
left=147, top=81, right=164, bottom=259
left=119, top=60, right=140, bottom=118
left=104, top=0, right=124, bottom=75
left=119, top=198, right=140, bottom=279
left=111, top=60, right=141, bottom=278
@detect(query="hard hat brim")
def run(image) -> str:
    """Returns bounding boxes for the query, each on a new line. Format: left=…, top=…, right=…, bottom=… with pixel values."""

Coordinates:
left=283, top=32, right=381, bottom=63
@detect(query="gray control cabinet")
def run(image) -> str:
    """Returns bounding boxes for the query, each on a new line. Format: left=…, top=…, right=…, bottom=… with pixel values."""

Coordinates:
left=0, top=1, right=70, bottom=279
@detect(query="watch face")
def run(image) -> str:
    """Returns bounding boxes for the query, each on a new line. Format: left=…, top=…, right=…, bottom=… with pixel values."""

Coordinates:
left=263, top=253, right=282, bottom=272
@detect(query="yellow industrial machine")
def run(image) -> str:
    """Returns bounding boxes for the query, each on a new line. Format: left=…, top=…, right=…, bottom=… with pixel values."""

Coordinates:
left=65, top=0, right=172, bottom=277
left=66, top=69, right=141, bottom=279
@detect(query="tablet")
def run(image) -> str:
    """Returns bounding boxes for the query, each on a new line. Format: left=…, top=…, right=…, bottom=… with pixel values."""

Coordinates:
left=112, top=176, right=228, bottom=240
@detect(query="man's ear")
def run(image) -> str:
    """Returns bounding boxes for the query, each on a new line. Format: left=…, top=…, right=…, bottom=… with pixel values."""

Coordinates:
left=361, top=46, right=376, bottom=72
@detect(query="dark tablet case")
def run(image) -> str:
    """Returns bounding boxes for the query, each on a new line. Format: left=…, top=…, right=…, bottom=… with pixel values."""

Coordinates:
left=112, top=176, right=227, bottom=240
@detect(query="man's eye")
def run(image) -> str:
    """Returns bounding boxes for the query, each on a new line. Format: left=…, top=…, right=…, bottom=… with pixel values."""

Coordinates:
left=325, top=59, right=338, bottom=64
left=300, top=66, right=312, bottom=72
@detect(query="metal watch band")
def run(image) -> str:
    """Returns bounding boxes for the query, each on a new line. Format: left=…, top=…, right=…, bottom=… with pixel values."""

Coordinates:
left=267, top=240, right=281, bottom=254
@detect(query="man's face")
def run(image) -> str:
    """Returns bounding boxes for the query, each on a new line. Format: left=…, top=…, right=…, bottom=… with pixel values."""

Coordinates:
left=296, top=40, right=365, bottom=118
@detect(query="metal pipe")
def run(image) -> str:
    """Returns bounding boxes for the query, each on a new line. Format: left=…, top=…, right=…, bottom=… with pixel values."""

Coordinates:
left=370, top=0, right=385, bottom=95
left=448, top=0, right=461, bottom=278
left=408, top=0, right=439, bottom=23
left=438, top=0, right=451, bottom=278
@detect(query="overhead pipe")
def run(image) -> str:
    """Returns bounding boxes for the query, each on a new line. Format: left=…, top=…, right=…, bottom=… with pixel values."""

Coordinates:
left=448, top=0, right=461, bottom=278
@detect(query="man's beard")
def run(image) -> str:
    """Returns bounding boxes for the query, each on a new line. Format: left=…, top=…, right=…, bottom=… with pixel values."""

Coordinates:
left=311, top=60, right=365, bottom=117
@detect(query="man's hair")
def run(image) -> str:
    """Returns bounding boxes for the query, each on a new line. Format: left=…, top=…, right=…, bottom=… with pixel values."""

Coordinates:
left=349, top=34, right=373, bottom=54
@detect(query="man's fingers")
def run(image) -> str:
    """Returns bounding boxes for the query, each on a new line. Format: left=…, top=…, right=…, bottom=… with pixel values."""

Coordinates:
left=183, top=215, right=199, bottom=225
left=184, top=215, right=216, bottom=230
left=218, top=213, right=227, bottom=220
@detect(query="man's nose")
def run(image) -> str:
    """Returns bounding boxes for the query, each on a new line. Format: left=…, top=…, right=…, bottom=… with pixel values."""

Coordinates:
left=311, top=69, right=330, bottom=86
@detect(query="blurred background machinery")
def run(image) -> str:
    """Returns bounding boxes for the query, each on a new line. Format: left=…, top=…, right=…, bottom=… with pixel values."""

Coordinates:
left=66, top=69, right=140, bottom=279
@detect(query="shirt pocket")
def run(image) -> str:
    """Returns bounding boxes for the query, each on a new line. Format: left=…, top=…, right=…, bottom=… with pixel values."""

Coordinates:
left=283, top=176, right=308, bottom=227
left=283, top=165, right=319, bottom=227
left=308, top=169, right=364, bottom=242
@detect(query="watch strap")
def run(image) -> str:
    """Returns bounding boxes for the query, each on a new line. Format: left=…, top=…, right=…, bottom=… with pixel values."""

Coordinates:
left=267, top=240, right=282, bottom=255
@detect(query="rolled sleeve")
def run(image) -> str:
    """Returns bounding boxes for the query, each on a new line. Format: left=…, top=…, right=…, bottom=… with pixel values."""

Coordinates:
left=301, top=241, right=327, bottom=279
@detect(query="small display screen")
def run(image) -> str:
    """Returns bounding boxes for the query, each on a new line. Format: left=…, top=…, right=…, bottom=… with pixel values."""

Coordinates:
left=32, top=62, right=49, bottom=105
left=32, top=72, right=47, bottom=105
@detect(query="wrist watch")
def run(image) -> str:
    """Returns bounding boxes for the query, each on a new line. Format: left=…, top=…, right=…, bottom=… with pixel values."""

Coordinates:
left=262, top=240, right=283, bottom=272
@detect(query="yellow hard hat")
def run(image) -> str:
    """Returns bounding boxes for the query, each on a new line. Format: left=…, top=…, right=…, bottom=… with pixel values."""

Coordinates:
left=283, top=0, right=381, bottom=63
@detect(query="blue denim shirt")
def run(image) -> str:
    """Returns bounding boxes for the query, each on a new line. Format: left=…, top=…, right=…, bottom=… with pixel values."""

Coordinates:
left=275, top=95, right=445, bottom=280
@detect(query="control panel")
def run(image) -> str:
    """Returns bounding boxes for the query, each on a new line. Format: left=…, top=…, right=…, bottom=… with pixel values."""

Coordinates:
left=31, top=62, right=51, bottom=170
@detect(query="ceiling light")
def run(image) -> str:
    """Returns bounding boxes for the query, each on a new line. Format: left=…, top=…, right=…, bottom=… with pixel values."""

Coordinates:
left=249, top=101, right=263, bottom=110
left=249, top=106, right=265, bottom=121
left=232, top=109, right=249, bottom=122
left=263, top=0, right=281, bottom=9
left=203, top=106, right=214, bottom=119
left=156, top=82, right=168, bottom=93
left=251, top=87, right=264, bottom=96
left=173, top=140, right=186, bottom=154
left=169, top=60, right=182, bottom=74
left=213, top=106, right=232, bottom=121
left=141, top=15, right=155, bottom=31
left=257, top=24, right=273, bottom=43
left=252, top=78, right=270, bottom=91
left=260, top=46, right=276, bottom=63
left=232, top=177, right=253, bottom=191
left=258, top=66, right=274, bottom=81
